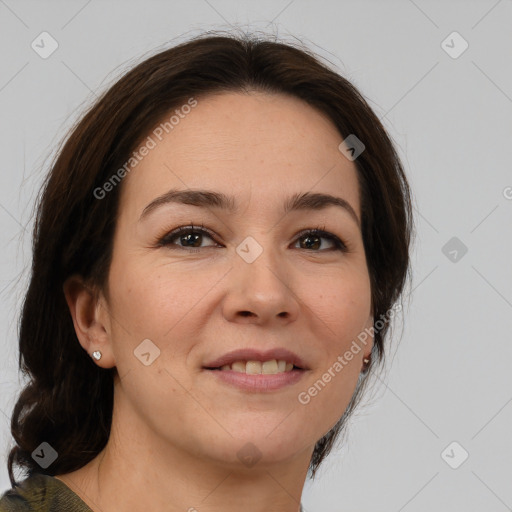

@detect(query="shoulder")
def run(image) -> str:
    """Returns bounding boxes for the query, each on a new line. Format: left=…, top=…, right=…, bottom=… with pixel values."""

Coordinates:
left=0, top=473, right=92, bottom=512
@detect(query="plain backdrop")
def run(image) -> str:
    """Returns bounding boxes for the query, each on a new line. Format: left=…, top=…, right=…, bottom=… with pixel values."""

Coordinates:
left=0, top=1, right=511, bottom=510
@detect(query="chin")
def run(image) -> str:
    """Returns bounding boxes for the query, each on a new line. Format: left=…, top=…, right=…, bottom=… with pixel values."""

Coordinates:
left=222, top=429, right=311, bottom=467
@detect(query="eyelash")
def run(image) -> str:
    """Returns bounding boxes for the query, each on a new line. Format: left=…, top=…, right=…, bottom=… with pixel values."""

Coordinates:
left=156, top=223, right=348, bottom=253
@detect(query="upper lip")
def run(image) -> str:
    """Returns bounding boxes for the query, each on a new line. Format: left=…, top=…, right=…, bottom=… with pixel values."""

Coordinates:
left=203, top=348, right=308, bottom=370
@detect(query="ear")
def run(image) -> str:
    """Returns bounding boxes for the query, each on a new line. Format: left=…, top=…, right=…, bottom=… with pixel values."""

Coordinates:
left=63, top=274, right=116, bottom=368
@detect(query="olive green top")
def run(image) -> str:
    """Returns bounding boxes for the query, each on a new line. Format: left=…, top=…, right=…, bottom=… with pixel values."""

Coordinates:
left=0, top=473, right=306, bottom=511
left=0, top=473, right=92, bottom=512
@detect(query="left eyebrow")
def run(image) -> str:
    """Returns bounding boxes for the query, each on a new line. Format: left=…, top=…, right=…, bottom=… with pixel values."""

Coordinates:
left=284, top=191, right=360, bottom=228
left=139, top=188, right=360, bottom=228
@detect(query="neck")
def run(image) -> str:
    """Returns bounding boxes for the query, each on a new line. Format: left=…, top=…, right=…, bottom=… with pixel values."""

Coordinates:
left=56, top=388, right=312, bottom=512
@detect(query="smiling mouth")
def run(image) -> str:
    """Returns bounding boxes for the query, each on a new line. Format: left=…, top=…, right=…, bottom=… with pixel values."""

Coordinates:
left=204, top=359, right=303, bottom=375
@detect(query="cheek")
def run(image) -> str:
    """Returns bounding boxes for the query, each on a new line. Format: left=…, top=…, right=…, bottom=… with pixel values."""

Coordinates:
left=106, top=257, right=229, bottom=367
left=305, top=268, right=371, bottom=339
left=294, top=271, right=371, bottom=425
left=108, top=259, right=199, bottom=331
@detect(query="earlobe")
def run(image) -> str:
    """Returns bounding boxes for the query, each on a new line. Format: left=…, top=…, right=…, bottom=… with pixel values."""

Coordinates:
left=361, top=313, right=374, bottom=371
left=62, top=274, right=113, bottom=366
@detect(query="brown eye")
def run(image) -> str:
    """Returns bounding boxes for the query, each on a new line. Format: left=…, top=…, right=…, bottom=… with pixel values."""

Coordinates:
left=158, top=224, right=220, bottom=250
left=294, top=229, right=347, bottom=252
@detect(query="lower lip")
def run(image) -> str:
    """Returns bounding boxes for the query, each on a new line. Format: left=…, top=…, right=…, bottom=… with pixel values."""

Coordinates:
left=203, top=369, right=306, bottom=391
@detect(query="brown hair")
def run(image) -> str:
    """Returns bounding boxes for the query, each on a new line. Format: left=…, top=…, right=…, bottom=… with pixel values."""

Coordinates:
left=6, top=30, right=414, bottom=486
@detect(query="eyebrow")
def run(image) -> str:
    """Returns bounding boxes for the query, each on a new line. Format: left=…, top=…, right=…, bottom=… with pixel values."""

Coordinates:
left=139, top=188, right=360, bottom=227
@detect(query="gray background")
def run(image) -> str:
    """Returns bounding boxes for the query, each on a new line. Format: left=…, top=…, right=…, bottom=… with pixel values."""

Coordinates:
left=1, top=0, right=511, bottom=510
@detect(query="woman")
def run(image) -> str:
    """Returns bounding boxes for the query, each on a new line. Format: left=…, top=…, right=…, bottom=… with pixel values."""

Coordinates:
left=0, top=31, right=413, bottom=512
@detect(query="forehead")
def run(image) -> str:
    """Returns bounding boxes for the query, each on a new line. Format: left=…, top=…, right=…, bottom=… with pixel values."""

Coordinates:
left=118, top=91, right=361, bottom=220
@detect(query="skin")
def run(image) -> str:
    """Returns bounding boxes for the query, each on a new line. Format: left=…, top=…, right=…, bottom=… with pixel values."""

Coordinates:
left=57, top=91, right=374, bottom=512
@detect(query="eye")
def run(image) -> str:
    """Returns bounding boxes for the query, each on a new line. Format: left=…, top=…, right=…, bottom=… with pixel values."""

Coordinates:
left=293, top=226, right=348, bottom=252
left=156, top=223, right=348, bottom=253
left=157, top=223, right=220, bottom=251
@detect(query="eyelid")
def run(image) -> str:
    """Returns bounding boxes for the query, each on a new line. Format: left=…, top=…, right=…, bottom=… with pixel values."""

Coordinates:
left=156, top=223, right=220, bottom=248
left=156, top=223, right=348, bottom=252
left=293, top=226, right=348, bottom=252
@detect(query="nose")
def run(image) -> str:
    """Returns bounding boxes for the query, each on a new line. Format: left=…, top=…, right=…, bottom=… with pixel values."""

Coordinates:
left=221, top=240, right=300, bottom=325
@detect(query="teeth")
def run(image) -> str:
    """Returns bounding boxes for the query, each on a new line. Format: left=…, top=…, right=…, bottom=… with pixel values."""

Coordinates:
left=219, top=359, right=297, bottom=374
left=262, top=360, right=278, bottom=374
left=246, top=361, right=262, bottom=375
left=231, top=361, right=246, bottom=372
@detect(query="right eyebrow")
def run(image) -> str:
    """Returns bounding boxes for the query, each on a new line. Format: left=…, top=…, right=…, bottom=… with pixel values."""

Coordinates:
left=139, top=189, right=238, bottom=221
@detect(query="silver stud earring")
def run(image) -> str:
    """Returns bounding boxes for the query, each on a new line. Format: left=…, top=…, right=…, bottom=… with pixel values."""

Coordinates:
left=92, top=350, right=102, bottom=361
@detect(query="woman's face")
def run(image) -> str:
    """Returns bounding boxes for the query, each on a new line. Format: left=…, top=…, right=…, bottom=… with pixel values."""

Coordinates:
left=99, top=91, right=373, bottom=469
